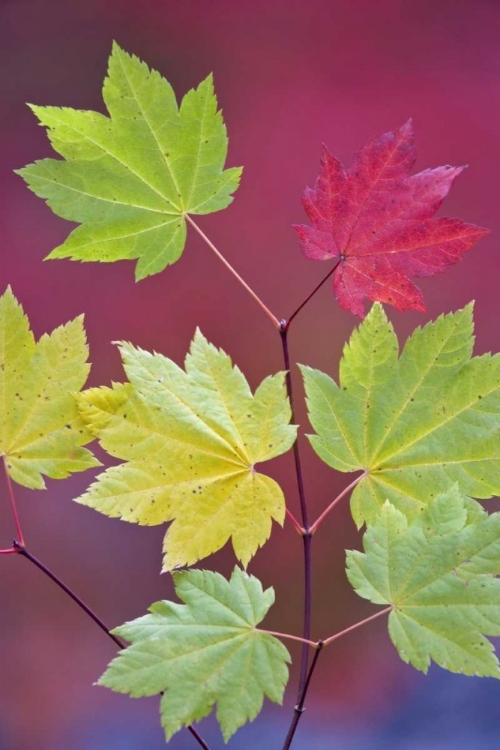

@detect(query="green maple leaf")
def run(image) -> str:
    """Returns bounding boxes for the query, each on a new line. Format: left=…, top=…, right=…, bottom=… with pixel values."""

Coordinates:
left=76, top=330, right=297, bottom=570
left=301, top=303, right=500, bottom=527
left=0, top=287, right=99, bottom=488
left=17, top=42, right=242, bottom=280
left=99, top=567, right=290, bottom=742
left=347, top=487, right=500, bottom=677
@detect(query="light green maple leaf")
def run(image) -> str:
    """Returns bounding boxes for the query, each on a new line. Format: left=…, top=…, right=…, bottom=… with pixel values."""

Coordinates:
left=347, top=487, right=500, bottom=677
left=75, top=330, right=297, bottom=570
left=0, top=287, right=99, bottom=488
left=99, top=567, right=290, bottom=742
left=301, top=303, right=500, bottom=526
left=17, top=42, right=242, bottom=280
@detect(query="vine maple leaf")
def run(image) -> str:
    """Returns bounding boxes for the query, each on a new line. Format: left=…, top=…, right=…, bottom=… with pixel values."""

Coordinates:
left=99, top=567, right=290, bottom=742
left=76, top=330, right=297, bottom=570
left=348, top=488, right=500, bottom=678
left=301, top=303, right=500, bottom=527
left=0, top=287, right=99, bottom=488
left=294, top=120, right=488, bottom=317
left=18, top=43, right=242, bottom=280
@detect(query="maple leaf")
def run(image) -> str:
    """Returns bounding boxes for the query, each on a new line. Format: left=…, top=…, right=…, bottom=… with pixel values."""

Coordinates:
left=347, top=487, right=500, bottom=678
left=301, top=303, right=500, bottom=527
left=17, top=43, right=242, bottom=280
left=0, top=287, right=99, bottom=488
left=294, top=120, right=488, bottom=317
left=75, top=330, right=297, bottom=570
left=99, top=567, right=290, bottom=742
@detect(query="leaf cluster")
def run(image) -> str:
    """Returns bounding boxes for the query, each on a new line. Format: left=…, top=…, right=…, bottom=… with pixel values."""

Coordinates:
left=5, top=41, right=497, bottom=746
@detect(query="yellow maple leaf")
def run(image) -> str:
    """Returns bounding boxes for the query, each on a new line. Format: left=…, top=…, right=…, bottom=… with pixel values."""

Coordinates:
left=0, top=287, right=99, bottom=488
left=76, top=330, right=296, bottom=570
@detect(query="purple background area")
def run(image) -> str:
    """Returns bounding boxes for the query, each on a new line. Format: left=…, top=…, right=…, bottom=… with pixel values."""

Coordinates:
left=1, top=1, right=499, bottom=748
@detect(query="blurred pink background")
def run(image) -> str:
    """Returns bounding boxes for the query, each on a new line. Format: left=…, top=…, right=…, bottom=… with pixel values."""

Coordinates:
left=1, top=1, right=499, bottom=748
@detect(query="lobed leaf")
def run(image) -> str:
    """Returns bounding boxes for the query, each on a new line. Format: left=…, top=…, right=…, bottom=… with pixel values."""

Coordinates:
left=347, top=488, right=500, bottom=677
left=301, top=303, right=500, bottom=527
left=17, top=42, right=242, bottom=280
left=76, top=330, right=297, bottom=570
left=99, top=567, right=290, bottom=742
left=0, top=287, right=99, bottom=488
left=294, top=121, right=488, bottom=316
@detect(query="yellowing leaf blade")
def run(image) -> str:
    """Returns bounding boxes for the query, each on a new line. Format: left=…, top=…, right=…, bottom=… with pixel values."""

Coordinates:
left=77, top=331, right=296, bottom=569
left=0, top=288, right=99, bottom=488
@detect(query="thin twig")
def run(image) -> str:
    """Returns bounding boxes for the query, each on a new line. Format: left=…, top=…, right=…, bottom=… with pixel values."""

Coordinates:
left=0, top=547, right=16, bottom=554
left=309, top=471, right=367, bottom=534
left=322, top=606, right=392, bottom=647
left=284, top=261, right=341, bottom=330
left=3, top=457, right=24, bottom=546
left=281, top=641, right=324, bottom=750
left=12, top=540, right=212, bottom=749
left=14, top=540, right=125, bottom=649
left=186, top=215, right=280, bottom=328
left=258, top=629, right=318, bottom=648
left=188, top=726, right=212, bottom=750
left=279, top=324, right=313, bottom=707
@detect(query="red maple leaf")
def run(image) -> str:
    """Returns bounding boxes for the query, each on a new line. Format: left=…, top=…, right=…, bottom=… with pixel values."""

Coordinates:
left=294, top=120, right=488, bottom=317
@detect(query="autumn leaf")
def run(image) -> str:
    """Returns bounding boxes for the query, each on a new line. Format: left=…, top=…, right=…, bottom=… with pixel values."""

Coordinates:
left=76, top=330, right=297, bottom=570
left=294, top=120, right=488, bottom=317
left=99, top=567, right=290, bottom=742
left=0, top=287, right=99, bottom=488
left=17, top=43, right=242, bottom=280
left=301, top=303, right=500, bottom=527
left=347, top=487, right=500, bottom=678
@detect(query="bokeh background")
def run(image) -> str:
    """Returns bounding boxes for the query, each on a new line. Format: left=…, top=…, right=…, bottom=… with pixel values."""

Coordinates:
left=1, top=1, right=499, bottom=748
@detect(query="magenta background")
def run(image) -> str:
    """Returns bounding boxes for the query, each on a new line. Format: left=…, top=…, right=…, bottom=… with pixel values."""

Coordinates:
left=0, top=1, right=499, bottom=748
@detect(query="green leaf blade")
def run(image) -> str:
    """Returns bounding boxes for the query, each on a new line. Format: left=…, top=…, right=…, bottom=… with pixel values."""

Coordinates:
left=303, top=303, right=500, bottom=526
left=99, top=568, right=290, bottom=742
left=348, top=489, right=500, bottom=678
left=18, top=43, right=242, bottom=279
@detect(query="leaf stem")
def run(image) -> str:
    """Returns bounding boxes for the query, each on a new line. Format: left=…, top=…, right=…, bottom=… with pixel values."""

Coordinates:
left=0, top=547, right=16, bottom=554
left=322, top=606, right=392, bottom=647
left=258, top=629, right=318, bottom=648
left=286, top=507, right=305, bottom=535
left=3, top=457, right=25, bottom=546
left=186, top=215, right=280, bottom=328
left=309, top=471, right=367, bottom=535
left=281, top=641, right=324, bottom=750
left=279, top=323, right=313, bottom=733
left=283, top=261, right=340, bottom=331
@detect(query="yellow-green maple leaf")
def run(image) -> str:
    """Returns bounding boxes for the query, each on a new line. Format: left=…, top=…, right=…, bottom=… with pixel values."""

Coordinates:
left=17, top=43, right=242, bottom=280
left=0, top=287, right=99, bottom=488
left=76, top=330, right=297, bottom=570
left=301, top=303, right=500, bottom=526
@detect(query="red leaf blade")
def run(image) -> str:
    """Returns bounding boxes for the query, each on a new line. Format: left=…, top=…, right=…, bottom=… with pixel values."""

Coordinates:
left=294, top=121, right=489, bottom=317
